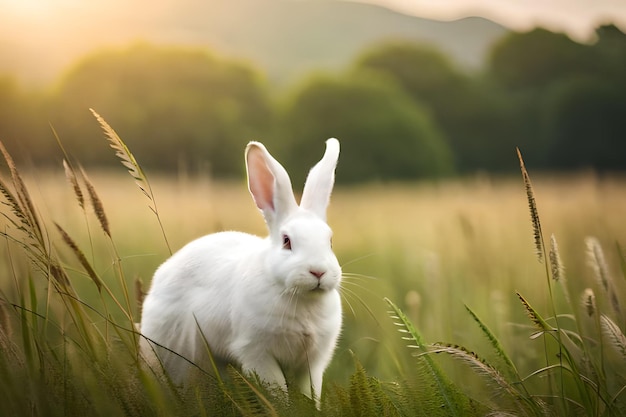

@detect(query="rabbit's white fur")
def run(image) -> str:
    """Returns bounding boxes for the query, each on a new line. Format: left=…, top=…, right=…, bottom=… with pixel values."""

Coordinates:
left=140, top=139, right=342, bottom=404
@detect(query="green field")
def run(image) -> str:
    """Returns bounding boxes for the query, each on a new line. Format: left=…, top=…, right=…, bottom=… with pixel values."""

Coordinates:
left=1, top=142, right=625, bottom=415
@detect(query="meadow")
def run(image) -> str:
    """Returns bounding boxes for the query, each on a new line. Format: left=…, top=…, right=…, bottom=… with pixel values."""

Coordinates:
left=0, top=126, right=625, bottom=415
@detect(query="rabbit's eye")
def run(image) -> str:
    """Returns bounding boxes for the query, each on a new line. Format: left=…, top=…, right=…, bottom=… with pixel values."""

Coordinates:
left=282, top=235, right=292, bottom=251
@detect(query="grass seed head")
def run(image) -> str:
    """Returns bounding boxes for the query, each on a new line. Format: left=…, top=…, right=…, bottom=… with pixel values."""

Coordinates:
left=586, top=237, right=609, bottom=291
left=549, top=233, right=565, bottom=282
left=585, top=236, right=621, bottom=316
left=516, top=148, right=543, bottom=262
left=582, top=288, right=596, bottom=317
left=63, top=159, right=84, bottom=209
left=80, top=167, right=111, bottom=238
left=0, top=141, right=43, bottom=243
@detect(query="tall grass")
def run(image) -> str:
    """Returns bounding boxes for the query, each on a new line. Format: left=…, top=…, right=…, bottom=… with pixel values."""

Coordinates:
left=0, top=113, right=624, bottom=415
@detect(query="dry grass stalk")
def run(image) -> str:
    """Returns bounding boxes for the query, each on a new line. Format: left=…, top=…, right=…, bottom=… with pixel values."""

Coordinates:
left=90, top=108, right=152, bottom=202
left=516, top=148, right=543, bottom=262
left=0, top=176, right=30, bottom=229
left=581, top=288, right=596, bottom=317
left=63, top=159, right=84, bottom=209
left=549, top=234, right=572, bottom=306
left=0, top=141, right=43, bottom=243
left=549, top=234, right=565, bottom=282
left=0, top=298, right=12, bottom=340
left=429, top=343, right=521, bottom=400
left=55, top=223, right=103, bottom=292
left=79, top=166, right=111, bottom=238
left=600, top=315, right=626, bottom=359
left=586, top=237, right=610, bottom=292
left=516, top=292, right=554, bottom=333
left=585, top=237, right=621, bottom=317
left=0, top=298, right=24, bottom=369
left=90, top=108, right=171, bottom=254
left=0, top=145, right=71, bottom=293
left=49, top=262, right=71, bottom=288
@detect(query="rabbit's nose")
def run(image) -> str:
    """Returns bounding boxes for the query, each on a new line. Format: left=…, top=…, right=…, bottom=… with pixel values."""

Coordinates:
left=310, top=270, right=325, bottom=280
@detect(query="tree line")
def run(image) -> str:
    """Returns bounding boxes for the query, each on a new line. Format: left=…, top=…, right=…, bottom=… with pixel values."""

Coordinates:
left=0, top=25, right=625, bottom=183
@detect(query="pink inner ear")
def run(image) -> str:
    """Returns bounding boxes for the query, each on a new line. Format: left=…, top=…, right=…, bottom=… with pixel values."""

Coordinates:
left=247, top=148, right=275, bottom=212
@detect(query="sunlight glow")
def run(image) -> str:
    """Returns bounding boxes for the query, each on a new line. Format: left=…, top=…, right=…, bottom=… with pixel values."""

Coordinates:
left=3, top=0, right=62, bottom=17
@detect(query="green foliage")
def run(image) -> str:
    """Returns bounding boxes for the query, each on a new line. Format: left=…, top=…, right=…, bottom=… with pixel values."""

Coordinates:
left=591, top=26, right=626, bottom=83
left=2, top=24, right=626, bottom=177
left=464, top=304, right=519, bottom=379
left=278, top=72, right=453, bottom=184
left=386, top=298, right=476, bottom=416
left=354, top=40, right=523, bottom=173
left=0, top=77, right=23, bottom=145
left=355, top=41, right=467, bottom=106
left=486, top=25, right=626, bottom=169
left=48, top=43, right=273, bottom=176
left=542, top=76, right=626, bottom=170
left=488, top=28, right=593, bottom=91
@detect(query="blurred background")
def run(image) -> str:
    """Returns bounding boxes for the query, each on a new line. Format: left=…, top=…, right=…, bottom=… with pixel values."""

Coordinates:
left=1, top=0, right=625, bottom=182
left=1, top=0, right=626, bottom=391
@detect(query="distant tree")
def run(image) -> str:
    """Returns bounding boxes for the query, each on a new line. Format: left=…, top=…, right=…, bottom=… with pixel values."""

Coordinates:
left=543, top=76, right=626, bottom=170
left=49, top=43, right=273, bottom=176
left=278, top=72, right=453, bottom=184
left=355, top=41, right=519, bottom=172
left=0, top=77, right=51, bottom=162
left=0, top=76, right=22, bottom=145
left=487, top=26, right=626, bottom=170
left=488, top=28, right=592, bottom=91
left=589, top=25, right=626, bottom=85
left=355, top=42, right=468, bottom=117
left=485, top=29, right=596, bottom=167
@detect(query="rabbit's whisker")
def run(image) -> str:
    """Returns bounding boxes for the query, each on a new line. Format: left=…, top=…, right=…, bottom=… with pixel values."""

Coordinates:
left=339, top=286, right=358, bottom=317
left=339, top=253, right=377, bottom=269
left=341, top=272, right=379, bottom=281
left=341, top=274, right=378, bottom=296
left=339, top=284, right=381, bottom=325
left=341, top=279, right=378, bottom=297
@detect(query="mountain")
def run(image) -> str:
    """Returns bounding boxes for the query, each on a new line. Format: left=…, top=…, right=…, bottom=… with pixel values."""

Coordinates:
left=158, top=0, right=509, bottom=82
left=0, top=0, right=509, bottom=85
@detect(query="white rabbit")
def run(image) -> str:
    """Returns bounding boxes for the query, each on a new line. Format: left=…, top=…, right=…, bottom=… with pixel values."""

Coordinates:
left=140, top=139, right=342, bottom=406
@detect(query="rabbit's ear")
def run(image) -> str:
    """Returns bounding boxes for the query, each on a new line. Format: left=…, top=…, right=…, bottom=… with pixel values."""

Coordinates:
left=300, top=138, right=340, bottom=220
left=246, top=142, right=298, bottom=230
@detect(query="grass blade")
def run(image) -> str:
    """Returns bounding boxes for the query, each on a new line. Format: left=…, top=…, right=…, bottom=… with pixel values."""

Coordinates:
left=385, top=297, right=467, bottom=417
left=464, top=304, right=518, bottom=378
left=227, top=366, right=280, bottom=417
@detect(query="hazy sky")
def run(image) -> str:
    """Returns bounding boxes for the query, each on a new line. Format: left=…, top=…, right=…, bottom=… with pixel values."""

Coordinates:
left=357, top=0, right=626, bottom=41
left=1, top=0, right=625, bottom=83
left=3, top=0, right=625, bottom=39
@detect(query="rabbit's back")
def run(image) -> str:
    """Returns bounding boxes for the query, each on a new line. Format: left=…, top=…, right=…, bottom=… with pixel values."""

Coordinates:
left=140, top=231, right=264, bottom=378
